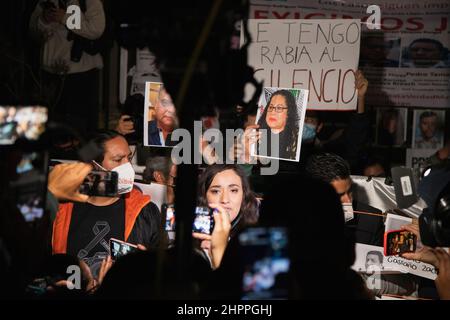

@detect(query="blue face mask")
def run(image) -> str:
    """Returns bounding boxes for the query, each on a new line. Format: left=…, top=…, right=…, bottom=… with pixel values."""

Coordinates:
left=302, top=123, right=317, bottom=143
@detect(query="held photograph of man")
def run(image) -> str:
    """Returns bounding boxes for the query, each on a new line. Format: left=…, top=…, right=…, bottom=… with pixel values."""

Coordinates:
left=251, top=87, right=308, bottom=162
left=143, top=82, right=179, bottom=147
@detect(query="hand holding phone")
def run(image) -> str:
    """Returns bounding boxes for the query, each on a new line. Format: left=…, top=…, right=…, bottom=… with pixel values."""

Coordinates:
left=384, top=230, right=417, bottom=256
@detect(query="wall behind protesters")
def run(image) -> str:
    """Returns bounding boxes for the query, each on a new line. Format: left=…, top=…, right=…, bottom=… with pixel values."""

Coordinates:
left=258, top=174, right=371, bottom=299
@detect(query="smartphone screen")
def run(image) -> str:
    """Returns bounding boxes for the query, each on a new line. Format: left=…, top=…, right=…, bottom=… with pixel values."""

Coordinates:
left=239, top=227, right=290, bottom=300
left=79, top=170, right=118, bottom=197
left=384, top=230, right=417, bottom=256
left=192, top=206, right=214, bottom=235
left=10, top=151, right=49, bottom=222
left=109, top=238, right=138, bottom=260
left=0, top=106, right=48, bottom=145
left=162, top=204, right=175, bottom=232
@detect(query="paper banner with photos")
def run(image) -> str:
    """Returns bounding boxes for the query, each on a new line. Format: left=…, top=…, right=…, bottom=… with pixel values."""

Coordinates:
left=251, top=87, right=308, bottom=162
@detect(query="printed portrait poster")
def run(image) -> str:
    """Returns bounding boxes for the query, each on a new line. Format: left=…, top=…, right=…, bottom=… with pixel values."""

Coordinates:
left=352, top=243, right=417, bottom=297
left=143, top=82, right=179, bottom=147
left=242, top=19, right=361, bottom=111
left=412, top=109, right=445, bottom=150
left=376, top=107, right=407, bottom=147
left=251, top=87, right=308, bottom=162
left=353, top=243, right=438, bottom=282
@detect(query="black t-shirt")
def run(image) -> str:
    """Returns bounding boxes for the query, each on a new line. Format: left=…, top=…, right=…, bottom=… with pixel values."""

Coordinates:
left=67, top=199, right=125, bottom=278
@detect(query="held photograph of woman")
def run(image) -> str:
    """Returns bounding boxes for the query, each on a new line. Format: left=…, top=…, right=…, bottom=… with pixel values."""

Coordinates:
left=251, top=87, right=308, bottom=162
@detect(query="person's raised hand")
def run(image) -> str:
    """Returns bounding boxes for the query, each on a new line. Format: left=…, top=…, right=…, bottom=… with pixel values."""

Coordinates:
left=98, top=256, right=114, bottom=286
left=241, top=124, right=261, bottom=163
left=48, top=162, right=92, bottom=203
left=115, top=115, right=135, bottom=135
left=434, top=248, right=450, bottom=300
left=355, top=70, right=368, bottom=98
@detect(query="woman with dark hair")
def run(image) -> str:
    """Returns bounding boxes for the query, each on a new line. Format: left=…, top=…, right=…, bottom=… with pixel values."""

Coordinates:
left=193, top=164, right=259, bottom=272
left=197, top=164, right=259, bottom=237
left=257, top=90, right=300, bottom=160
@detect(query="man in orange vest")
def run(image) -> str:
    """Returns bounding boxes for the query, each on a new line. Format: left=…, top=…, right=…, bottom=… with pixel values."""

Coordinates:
left=52, top=130, right=163, bottom=278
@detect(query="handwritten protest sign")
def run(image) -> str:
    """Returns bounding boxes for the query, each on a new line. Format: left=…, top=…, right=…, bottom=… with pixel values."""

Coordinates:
left=243, top=19, right=361, bottom=110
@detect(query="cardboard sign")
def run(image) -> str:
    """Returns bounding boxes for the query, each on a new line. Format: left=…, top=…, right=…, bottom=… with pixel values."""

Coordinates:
left=243, top=19, right=360, bottom=110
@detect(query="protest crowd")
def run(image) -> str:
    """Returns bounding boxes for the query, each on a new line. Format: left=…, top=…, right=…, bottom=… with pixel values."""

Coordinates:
left=0, top=0, right=449, bottom=302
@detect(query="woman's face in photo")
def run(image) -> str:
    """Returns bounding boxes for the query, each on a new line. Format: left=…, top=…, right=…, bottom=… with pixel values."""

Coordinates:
left=383, top=114, right=398, bottom=134
left=265, top=94, right=288, bottom=134
left=206, top=169, right=244, bottom=221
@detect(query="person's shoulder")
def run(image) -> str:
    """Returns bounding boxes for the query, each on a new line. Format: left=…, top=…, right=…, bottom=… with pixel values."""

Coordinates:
left=140, top=201, right=160, bottom=216
left=148, top=120, right=157, bottom=130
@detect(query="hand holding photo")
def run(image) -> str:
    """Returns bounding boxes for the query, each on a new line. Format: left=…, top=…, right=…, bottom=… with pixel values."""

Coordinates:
left=251, top=87, right=308, bottom=162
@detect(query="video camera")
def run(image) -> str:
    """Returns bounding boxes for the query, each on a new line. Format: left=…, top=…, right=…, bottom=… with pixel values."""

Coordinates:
left=417, top=162, right=450, bottom=247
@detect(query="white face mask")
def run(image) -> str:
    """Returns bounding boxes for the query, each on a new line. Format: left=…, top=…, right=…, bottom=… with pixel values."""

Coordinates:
left=342, top=202, right=354, bottom=222
left=93, top=161, right=135, bottom=195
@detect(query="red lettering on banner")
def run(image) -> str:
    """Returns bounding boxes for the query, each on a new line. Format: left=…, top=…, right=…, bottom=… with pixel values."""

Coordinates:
left=406, top=18, right=424, bottom=31
left=254, top=10, right=268, bottom=19
left=305, top=13, right=325, bottom=19
left=380, top=17, right=403, bottom=31
left=273, top=11, right=290, bottom=19
left=435, top=17, right=447, bottom=32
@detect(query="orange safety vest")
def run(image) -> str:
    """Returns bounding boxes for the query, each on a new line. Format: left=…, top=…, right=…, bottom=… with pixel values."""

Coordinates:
left=52, top=188, right=151, bottom=254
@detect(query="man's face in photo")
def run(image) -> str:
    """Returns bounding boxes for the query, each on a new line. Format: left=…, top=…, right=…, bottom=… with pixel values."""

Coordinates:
left=420, top=114, right=438, bottom=140
left=410, top=41, right=442, bottom=67
left=365, top=253, right=382, bottom=270
left=155, top=88, right=176, bottom=129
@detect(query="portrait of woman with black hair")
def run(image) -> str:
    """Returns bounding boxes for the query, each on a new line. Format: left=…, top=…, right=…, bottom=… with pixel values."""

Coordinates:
left=255, top=89, right=304, bottom=161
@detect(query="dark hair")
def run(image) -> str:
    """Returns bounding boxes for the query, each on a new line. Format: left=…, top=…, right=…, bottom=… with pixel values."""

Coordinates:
left=409, top=38, right=444, bottom=53
left=420, top=111, right=437, bottom=122
left=366, top=251, right=383, bottom=264
left=305, top=152, right=351, bottom=183
left=145, top=156, right=172, bottom=181
left=305, top=110, right=322, bottom=124
left=362, top=156, right=387, bottom=177
left=257, top=90, right=300, bottom=158
left=381, top=108, right=398, bottom=123
left=88, top=130, right=125, bottom=164
left=197, top=164, right=259, bottom=234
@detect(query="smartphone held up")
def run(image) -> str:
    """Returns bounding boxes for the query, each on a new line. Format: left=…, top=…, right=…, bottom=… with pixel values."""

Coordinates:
left=192, top=206, right=215, bottom=235
left=79, top=170, right=118, bottom=197
left=384, top=229, right=417, bottom=256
